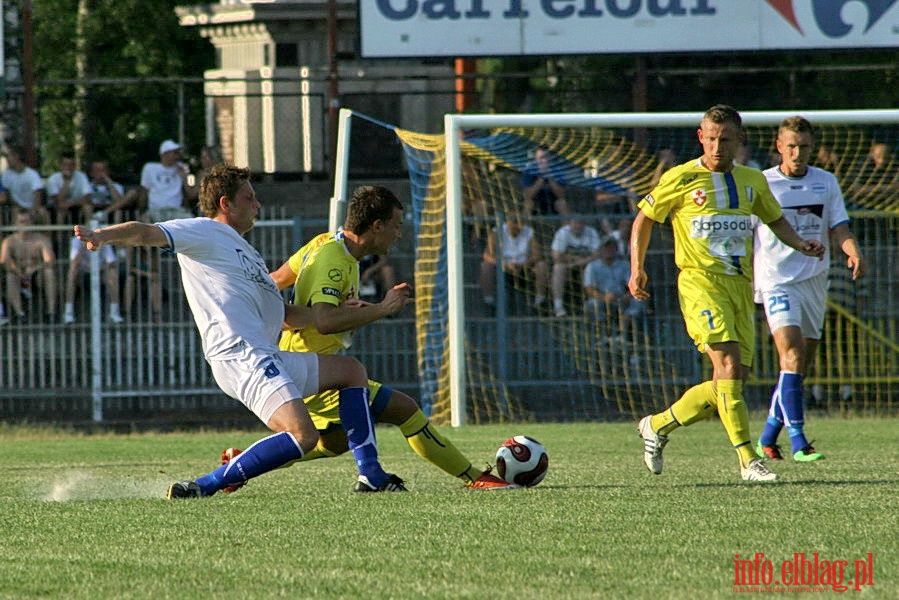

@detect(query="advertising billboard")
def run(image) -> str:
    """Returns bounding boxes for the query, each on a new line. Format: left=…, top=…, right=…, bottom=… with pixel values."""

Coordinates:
left=360, top=1, right=899, bottom=57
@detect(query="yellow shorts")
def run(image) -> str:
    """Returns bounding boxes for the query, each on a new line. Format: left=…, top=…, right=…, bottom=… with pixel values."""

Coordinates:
left=304, top=379, right=390, bottom=432
left=677, top=269, right=754, bottom=367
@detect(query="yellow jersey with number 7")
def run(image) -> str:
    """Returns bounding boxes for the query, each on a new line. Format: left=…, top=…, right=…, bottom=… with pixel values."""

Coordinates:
left=639, top=159, right=783, bottom=281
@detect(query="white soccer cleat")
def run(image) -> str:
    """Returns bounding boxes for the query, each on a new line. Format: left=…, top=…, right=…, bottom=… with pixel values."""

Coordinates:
left=741, top=458, right=780, bottom=482
left=637, top=415, right=667, bottom=475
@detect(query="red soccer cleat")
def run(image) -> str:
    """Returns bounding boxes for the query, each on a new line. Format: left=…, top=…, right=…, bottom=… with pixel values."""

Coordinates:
left=467, top=468, right=521, bottom=490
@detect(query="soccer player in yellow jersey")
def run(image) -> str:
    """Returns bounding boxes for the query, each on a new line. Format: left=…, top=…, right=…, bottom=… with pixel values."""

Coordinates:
left=266, top=185, right=516, bottom=490
left=629, top=105, right=825, bottom=482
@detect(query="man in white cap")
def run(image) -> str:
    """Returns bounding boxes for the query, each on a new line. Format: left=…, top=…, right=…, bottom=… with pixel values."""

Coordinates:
left=110, top=139, right=198, bottom=221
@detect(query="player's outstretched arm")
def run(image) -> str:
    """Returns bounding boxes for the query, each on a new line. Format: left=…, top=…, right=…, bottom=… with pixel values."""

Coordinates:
left=74, top=221, right=167, bottom=252
left=765, top=216, right=825, bottom=259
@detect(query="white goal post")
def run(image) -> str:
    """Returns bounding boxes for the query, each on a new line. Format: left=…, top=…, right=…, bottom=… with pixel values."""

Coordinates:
left=444, top=109, right=899, bottom=427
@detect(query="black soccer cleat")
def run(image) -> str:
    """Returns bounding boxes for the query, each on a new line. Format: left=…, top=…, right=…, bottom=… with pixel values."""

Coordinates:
left=353, top=474, right=408, bottom=492
left=166, top=480, right=203, bottom=499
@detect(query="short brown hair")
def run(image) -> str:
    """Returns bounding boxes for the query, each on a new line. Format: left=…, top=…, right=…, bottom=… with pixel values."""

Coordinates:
left=778, top=115, right=815, bottom=138
left=198, top=163, right=249, bottom=217
left=702, top=104, right=742, bottom=129
left=344, top=185, right=403, bottom=235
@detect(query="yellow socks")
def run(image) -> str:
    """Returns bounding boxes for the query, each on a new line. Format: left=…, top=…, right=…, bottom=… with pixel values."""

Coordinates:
left=651, top=381, right=717, bottom=435
left=296, top=444, right=341, bottom=462
left=648, top=379, right=756, bottom=468
left=400, top=411, right=484, bottom=483
left=716, top=379, right=756, bottom=468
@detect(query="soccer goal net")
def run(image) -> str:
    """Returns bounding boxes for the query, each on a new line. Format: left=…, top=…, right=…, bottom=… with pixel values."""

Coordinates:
left=335, top=109, right=899, bottom=426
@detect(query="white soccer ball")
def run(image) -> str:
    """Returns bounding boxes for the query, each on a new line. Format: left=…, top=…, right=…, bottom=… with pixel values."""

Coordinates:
left=495, top=435, right=549, bottom=487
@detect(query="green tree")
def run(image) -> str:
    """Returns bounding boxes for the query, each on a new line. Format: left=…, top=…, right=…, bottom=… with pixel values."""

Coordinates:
left=33, top=0, right=213, bottom=180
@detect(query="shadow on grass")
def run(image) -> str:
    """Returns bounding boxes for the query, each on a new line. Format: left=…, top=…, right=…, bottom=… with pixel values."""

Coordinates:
left=680, top=479, right=896, bottom=488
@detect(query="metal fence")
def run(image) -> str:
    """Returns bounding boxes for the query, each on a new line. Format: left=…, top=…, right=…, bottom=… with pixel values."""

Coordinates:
left=2, top=209, right=895, bottom=424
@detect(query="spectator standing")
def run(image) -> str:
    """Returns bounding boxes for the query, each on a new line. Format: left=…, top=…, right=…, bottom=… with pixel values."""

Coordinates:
left=112, top=139, right=197, bottom=221
left=522, top=147, right=569, bottom=216
left=549, top=217, right=601, bottom=317
left=46, top=154, right=91, bottom=224
left=0, top=211, right=58, bottom=322
left=1, top=146, right=48, bottom=224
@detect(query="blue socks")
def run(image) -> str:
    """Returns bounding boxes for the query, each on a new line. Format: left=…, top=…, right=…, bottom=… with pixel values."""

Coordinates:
left=191, top=388, right=388, bottom=496
left=338, top=386, right=388, bottom=487
left=779, top=372, right=809, bottom=453
left=760, top=371, right=809, bottom=453
left=195, top=431, right=303, bottom=496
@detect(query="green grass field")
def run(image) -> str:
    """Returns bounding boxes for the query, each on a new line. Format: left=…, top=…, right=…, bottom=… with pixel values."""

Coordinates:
left=1, top=417, right=895, bottom=599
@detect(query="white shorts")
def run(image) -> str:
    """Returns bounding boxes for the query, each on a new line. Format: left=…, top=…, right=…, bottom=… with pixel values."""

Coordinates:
left=69, top=237, right=116, bottom=266
left=757, top=272, right=828, bottom=339
left=210, top=347, right=320, bottom=425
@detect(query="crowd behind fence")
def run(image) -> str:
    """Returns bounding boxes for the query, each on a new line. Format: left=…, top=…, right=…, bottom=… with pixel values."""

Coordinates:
left=1, top=207, right=895, bottom=424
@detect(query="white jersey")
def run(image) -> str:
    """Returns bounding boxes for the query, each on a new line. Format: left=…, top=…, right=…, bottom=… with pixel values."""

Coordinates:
left=1, top=167, right=45, bottom=209
left=157, top=218, right=284, bottom=361
left=497, top=223, right=535, bottom=266
left=550, top=224, right=601, bottom=257
left=141, top=162, right=184, bottom=210
left=754, top=166, right=849, bottom=291
left=46, top=171, right=92, bottom=204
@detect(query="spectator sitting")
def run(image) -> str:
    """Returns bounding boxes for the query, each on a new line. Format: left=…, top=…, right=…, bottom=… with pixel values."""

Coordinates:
left=1, top=146, right=49, bottom=225
left=594, top=188, right=631, bottom=216
left=479, top=211, right=549, bottom=312
left=46, top=153, right=91, bottom=224
left=609, top=216, right=633, bottom=259
left=735, top=143, right=761, bottom=169
left=83, top=160, right=127, bottom=223
left=815, top=145, right=841, bottom=175
left=550, top=217, right=602, bottom=317
left=847, top=141, right=897, bottom=208
left=584, top=236, right=645, bottom=325
left=0, top=211, right=58, bottom=322
left=359, top=254, right=396, bottom=301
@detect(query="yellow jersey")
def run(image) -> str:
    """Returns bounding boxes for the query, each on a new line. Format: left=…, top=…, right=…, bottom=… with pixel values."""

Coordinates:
left=639, top=159, right=782, bottom=280
left=279, top=232, right=358, bottom=354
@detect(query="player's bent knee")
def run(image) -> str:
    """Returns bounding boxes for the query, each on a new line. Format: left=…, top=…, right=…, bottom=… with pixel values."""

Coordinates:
left=318, top=354, right=368, bottom=389
left=291, top=429, right=320, bottom=454
left=376, top=390, right=419, bottom=425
